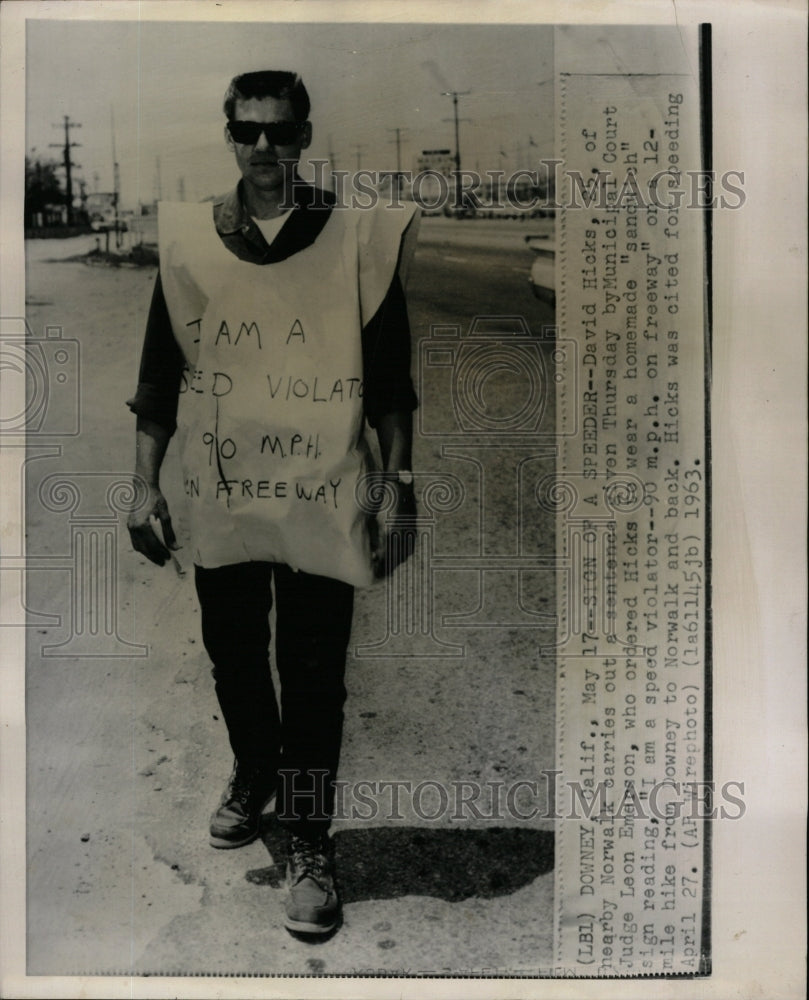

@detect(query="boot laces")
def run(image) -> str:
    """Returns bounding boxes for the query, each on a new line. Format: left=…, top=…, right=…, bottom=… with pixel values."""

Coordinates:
left=228, top=764, right=263, bottom=806
left=290, top=834, right=331, bottom=881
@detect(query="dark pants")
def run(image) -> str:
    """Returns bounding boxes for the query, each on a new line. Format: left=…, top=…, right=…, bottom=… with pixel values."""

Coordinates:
left=194, top=561, right=354, bottom=838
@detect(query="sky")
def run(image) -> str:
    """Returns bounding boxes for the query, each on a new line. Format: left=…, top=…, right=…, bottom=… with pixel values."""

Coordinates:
left=26, top=19, right=553, bottom=209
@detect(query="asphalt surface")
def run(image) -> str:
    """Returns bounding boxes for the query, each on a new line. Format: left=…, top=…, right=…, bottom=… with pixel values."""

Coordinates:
left=22, top=217, right=558, bottom=977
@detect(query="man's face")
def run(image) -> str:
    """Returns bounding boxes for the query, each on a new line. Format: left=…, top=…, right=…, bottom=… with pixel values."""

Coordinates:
left=225, top=96, right=311, bottom=192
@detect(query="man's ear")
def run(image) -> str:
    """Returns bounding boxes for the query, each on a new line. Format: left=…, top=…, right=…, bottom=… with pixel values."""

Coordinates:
left=224, top=124, right=235, bottom=151
left=299, top=121, right=312, bottom=151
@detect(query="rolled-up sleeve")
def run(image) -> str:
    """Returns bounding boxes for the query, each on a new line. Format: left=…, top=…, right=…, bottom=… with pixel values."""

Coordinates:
left=126, top=272, right=185, bottom=434
left=361, top=272, right=418, bottom=428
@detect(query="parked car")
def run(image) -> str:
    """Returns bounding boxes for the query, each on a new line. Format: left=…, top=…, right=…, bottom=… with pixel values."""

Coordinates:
left=525, top=233, right=556, bottom=306
left=90, top=212, right=128, bottom=233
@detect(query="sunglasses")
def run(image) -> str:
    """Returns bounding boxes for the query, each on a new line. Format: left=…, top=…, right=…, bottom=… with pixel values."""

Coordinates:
left=226, top=120, right=305, bottom=146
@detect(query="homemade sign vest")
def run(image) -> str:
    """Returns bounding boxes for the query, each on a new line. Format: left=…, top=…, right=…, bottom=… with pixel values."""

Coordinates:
left=159, top=198, right=419, bottom=587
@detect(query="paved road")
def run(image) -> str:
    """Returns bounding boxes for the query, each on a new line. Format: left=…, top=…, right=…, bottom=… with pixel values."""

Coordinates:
left=21, top=220, right=558, bottom=978
left=412, top=219, right=554, bottom=329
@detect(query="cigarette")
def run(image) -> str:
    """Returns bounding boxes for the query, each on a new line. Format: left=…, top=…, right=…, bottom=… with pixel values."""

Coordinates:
left=170, top=552, right=186, bottom=578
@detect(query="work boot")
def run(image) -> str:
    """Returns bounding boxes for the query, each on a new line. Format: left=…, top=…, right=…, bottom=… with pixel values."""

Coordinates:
left=284, top=831, right=340, bottom=934
left=209, top=761, right=276, bottom=849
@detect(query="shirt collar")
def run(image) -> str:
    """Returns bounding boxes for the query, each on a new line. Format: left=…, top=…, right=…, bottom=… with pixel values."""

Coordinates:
left=214, top=177, right=324, bottom=237
left=214, top=184, right=248, bottom=236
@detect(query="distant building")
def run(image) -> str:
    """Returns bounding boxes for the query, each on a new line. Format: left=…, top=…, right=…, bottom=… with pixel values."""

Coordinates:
left=25, top=203, right=69, bottom=229
left=85, top=191, right=117, bottom=231
left=416, top=148, right=454, bottom=177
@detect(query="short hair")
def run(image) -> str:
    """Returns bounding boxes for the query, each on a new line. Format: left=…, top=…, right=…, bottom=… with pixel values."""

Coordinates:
left=223, top=71, right=310, bottom=123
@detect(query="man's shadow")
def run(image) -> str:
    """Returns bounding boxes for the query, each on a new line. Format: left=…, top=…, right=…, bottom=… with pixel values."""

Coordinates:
left=248, top=814, right=553, bottom=904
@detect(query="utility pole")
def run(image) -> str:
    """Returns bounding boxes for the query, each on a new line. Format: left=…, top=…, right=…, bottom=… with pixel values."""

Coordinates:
left=327, top=134, right=338, bottom=173
left=352, top=144, right=366, bottom=172
left=441, top=90, right=470, bottom=209
left=49, top=115, right=82, bottom=225
left=111, top=106, right=122, bottom=247
left=387, top=127, right=409, bottom=195
left=325, top=134, right=340, bottom=193
left=153, top=156, right=162, bottom=204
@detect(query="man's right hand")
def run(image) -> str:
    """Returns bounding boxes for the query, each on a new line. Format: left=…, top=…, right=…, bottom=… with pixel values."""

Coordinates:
left=127, top=484, right=178, bottom=566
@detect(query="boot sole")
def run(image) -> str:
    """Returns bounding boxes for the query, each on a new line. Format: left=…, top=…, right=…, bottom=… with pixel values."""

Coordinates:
left=283, top=914, right=338, bottom=935
left=209, top=828, right=260, bottom=849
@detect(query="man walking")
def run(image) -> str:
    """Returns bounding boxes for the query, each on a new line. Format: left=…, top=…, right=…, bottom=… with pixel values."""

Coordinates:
left=127, top=70, right=418, bottom=935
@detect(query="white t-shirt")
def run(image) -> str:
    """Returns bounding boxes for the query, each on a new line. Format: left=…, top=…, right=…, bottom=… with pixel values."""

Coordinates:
left=252, top=211, right=290, bottom=246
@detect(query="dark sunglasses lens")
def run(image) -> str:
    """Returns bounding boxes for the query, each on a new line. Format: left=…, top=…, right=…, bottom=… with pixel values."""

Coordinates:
left=228, top=121, right=300, bottom=145
left=228, top=122, right=262, bottom=144
left=267, top=123, right=301, bottom=144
